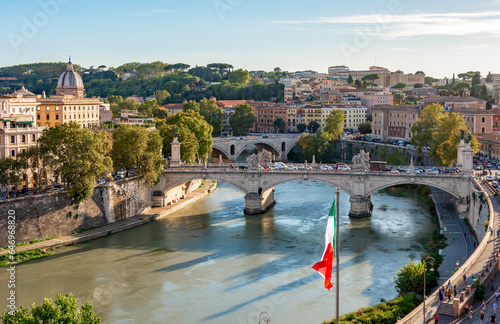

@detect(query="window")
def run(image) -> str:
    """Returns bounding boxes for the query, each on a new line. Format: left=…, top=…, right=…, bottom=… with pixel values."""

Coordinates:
left=46, top=114, right=50, bottom=119
left=482, top=127, right=486, bottom=133
left=32, top=134, right=35, bottom=141
left=37, top=114, right=40, bottom=120
left=11, top=150, right=15, bottom=157
left=37, top=107, right=40, bottom=111
left=46, top=106, right=50, bottom=111
left=56, top=107, right=59, bottom=111
left=482, top=117, right=486, bottom=123
left=10, top=135, right=15, bottom=144
left=56, top=115, right=59, bottom=120
left=21, top=135, right=26, bottom=143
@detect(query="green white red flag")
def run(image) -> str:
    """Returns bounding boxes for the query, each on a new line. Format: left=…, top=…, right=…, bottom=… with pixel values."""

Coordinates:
left=312, top=199, right=336, bottom=291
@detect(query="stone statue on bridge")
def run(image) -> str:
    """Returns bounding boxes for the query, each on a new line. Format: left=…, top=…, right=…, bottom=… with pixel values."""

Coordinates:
left=258, top=149, right=272, bottom=167
left=352, top=150, right=370, bottom=171
left=247, top=154, right=259, bottom=169
left=465, top=132, right=472, bottom=144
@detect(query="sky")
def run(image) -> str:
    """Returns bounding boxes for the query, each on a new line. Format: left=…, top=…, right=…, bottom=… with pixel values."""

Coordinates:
left=1, top=0, right=500, bottom=78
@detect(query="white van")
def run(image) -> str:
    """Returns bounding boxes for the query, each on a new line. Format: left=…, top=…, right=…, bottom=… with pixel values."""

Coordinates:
left=274, top=162, right=287, bottom=169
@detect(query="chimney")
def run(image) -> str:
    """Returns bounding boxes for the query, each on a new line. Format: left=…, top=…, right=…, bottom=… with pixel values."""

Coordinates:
left=42, top=91, right=46, bottom=99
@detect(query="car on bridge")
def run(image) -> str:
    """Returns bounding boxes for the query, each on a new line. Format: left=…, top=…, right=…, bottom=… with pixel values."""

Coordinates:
left=487, top=175, right=494, bottom=181
left=319, top=165, right=334, bottom=171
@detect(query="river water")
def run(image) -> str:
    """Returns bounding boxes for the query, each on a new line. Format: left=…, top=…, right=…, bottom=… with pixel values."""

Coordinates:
left=0, top=181, right=434, bottom=324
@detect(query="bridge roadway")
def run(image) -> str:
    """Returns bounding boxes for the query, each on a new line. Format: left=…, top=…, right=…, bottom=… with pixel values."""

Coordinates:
left=155, top=163, right=473, bottom=217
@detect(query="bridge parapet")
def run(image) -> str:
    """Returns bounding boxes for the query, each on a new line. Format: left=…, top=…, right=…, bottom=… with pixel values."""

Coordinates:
left=161, top=165, right=473, bottom=218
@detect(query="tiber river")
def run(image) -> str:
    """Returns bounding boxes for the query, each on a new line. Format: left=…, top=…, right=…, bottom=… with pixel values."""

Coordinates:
left=0, top=181, right=435, bottom=324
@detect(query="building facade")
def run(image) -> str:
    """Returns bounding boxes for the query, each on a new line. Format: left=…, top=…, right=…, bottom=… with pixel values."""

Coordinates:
left=371, top=105, right=420, bottom=140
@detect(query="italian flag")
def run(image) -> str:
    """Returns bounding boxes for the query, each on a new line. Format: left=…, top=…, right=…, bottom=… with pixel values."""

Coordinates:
left=312, top=199, right=336, bottom=291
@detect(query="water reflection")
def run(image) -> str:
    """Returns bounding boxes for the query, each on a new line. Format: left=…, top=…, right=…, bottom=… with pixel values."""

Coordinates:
left=0, top=181, right=433, bottom=324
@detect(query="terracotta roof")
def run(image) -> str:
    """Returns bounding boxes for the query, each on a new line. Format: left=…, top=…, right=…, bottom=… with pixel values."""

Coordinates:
left=217, top=100, right=250, bottom=107
left=417, top=96, right=486, bottom=103
left=162, top=103, right=184, bottom=109
left=372, top=105, right=419, bottom=111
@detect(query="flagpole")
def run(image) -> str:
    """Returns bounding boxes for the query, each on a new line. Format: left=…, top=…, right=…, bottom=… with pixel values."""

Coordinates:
left=336, top=187, right=340, bottom=324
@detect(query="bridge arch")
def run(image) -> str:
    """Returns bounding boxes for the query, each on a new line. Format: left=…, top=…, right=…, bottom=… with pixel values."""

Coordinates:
left=159, top=174, right=250, bottom=195
left=365, top=178, right=462, bottom=199
left=235, top=141, right=281, bottom=159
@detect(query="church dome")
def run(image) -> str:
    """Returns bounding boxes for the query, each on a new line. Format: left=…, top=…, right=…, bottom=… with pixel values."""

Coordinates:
left=57, top=59, right=83, bottom=88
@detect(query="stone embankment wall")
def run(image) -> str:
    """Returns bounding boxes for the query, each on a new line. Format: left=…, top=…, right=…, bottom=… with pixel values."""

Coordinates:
left=0, top=177, right=153, bottom=247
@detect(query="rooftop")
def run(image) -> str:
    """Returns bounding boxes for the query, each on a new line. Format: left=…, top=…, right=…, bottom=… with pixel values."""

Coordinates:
left=417, top=96, right=487, bottom=103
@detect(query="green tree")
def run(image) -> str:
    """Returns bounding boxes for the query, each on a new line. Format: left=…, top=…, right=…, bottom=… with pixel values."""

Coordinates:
left=424, top=76, right=439, bottom=85
left=228, top=69, right=250, bottom=84
left=199, top=98, right=223, bottom=136
left=183, top=100, right=200, bottom=113
left=229, top=104, right=255, bottom=136
left=411, top=104, right=479, bottom=166
left=297, top=130, right=336, bottom=162
left=358, top=121, right=372, bottom=134
left=394, top=260, right=426, bottom=296
left=324, top=109, right=346, bottom=139
left=415, top=71, right=426, bottom=76
left=392, top=82, right=407, bottom=90
left=297, top=123, right=307, bottom=133
left=18, top=146, right=46, bottom=191
left=138, top=99, right=159, bottom=116
left=347, top=75, right=354, bottom=85
left=156, top=90, right=171, bottom=105
left=307, top=121, right=320, bottom=133
left=411, top=104, right=444, bottom=150
left=111, top=125, right=163, bottom=185
left=414, top=83, right=423, bottom=88
left=0, top=158, right=24, bottom=195
left=158, top=110, right=213, bottom=162
left=394, top=93, right=405, bottom=105
left=273, top=118, right=286, bottom=133
left=361, top=73, right=379, bottom=87
left=486, top=72, right=493, bottom=82
left=1, top=293, right=100, bottom=323
left=38, top=122, right=113, bottom=201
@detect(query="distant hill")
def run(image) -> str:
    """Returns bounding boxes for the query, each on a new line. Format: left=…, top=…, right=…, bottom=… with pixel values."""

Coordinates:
left=0, top=62, right=284, bottom=103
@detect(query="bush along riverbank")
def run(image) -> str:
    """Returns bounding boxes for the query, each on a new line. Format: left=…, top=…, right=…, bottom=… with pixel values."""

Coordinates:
left=0, top=248, right=55, bottom=267
left=323, top=185, right=446, bottom=324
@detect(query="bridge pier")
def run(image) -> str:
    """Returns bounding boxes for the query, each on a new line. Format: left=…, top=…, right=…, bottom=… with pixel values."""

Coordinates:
left=244, top=188, right=276, bottom=215
left=349, top=195, right=373, bottom=218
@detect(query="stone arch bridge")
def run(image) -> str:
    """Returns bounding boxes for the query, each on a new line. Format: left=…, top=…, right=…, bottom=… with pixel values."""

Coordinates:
left=211, top=135, right=299, bottom=162
left=154, top=166, right=473, bottom=217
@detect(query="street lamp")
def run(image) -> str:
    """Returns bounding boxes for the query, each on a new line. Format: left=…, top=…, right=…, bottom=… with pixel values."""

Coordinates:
left=423, top=256, right=435, bottom=324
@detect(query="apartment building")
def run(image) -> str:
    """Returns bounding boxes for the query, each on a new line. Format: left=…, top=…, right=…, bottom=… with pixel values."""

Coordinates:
left=371, top=105, right=420, bottom=140
left=321, top=105, right=367, bottom=131
left=389, top=70, right=425, bottom=87
left=475, top=132, right=500, bottom=159
left=254, top=105, right=287, bottom=132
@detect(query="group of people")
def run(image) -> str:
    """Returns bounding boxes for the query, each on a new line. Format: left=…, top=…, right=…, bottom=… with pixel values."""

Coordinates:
left=438, top=281, right=458, bottom=301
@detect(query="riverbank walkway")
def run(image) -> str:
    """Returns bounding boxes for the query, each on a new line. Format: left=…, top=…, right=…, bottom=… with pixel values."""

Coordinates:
left=432, top=180, right=500, bottom=324
left=0, top=180, right=217, bottom=257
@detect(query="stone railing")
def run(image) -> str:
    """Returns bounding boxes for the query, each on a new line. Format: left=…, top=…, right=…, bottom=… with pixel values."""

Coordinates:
left=398, top=178, right=495, bottom=324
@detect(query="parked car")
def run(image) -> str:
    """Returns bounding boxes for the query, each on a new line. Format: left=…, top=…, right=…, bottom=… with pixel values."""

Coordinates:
left=238, top=165, right=248, bottom=169
left=492, top=181, right=499, bottom=188
left=487, top=175, right=494, bottom=181
left=319, top=165, right=334, bottom=171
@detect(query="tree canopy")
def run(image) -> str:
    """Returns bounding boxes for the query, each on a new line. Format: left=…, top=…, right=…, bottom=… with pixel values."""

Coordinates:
left=199, top=98, right=224, bottom=136
left=229, top=104, right=255, bottom=136
left=1, top=293, right=100, bottom=324
left=157, top=110, right=213, bottom=163
left=228, top=69, right=250, bottom=84
left=324, top=109, right=346, bottom=139
left=38, top=122, right=113, bottom=201
left=273, top=118, right=286, bottom=133
left=411, top=104, right=479, bottom=166
left=111, top=125, right=163, bottom=185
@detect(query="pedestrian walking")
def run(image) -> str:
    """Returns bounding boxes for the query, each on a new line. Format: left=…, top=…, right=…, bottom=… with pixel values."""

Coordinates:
left=447, top=288, right=452, bottom=301
left=482, top=311, right=486, bottom=324
left=494, top=301, right=498, bottom=314
left=470, top=305, right=474, bottom=319
left=434, top=313, right=439, bottom=324
left=463, top=273, right=467, bottom=285
left=439, top=289, right=444, bottom=301
left=492, top=313, right=496, bottom=324
left=483, top=299, right=487, bottom=311
left=496, top=291, right=500, bottom=303
left=454, top=284, right=457, bottom=297
left=471, top=274, right=475, bottom=284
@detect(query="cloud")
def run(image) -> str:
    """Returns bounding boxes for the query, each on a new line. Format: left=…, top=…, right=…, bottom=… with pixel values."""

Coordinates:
left=386, top=48, right=417, bottom=52
left=452, top=44, right=490, bottom=50
left=274, top=11, right=500, bottom=39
